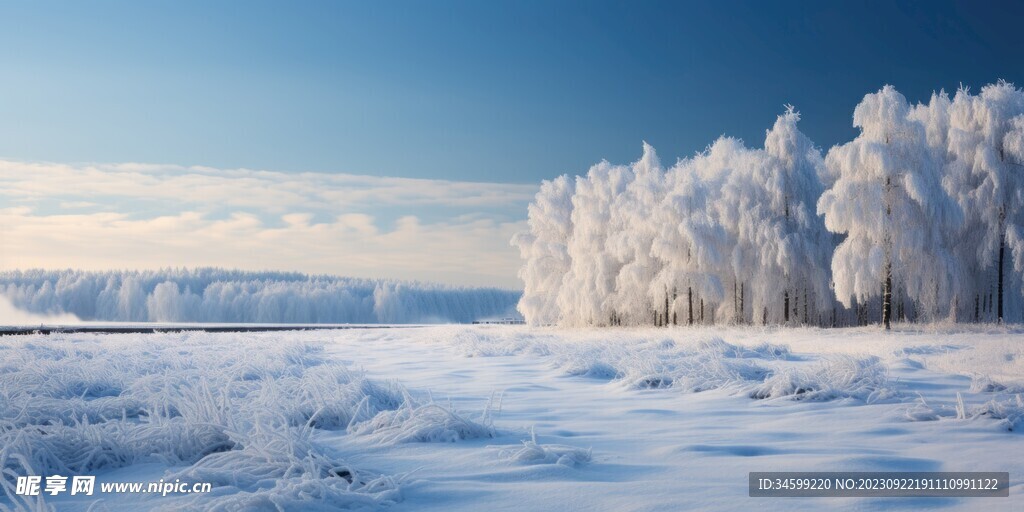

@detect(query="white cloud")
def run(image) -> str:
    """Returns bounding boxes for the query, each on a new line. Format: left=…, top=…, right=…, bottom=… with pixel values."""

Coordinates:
left=58, top=201, right=99, bottom=209
left=0, top=160, right=535, bottom=287
left=0, top=160, right=537, bottom=211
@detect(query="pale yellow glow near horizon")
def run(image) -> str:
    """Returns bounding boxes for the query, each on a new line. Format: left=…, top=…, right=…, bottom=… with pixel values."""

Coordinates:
left=0, top=160, right=534, bottom=288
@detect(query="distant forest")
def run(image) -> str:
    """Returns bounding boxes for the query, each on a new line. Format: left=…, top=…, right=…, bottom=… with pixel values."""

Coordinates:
left=0, top=268, right=520, bottom=324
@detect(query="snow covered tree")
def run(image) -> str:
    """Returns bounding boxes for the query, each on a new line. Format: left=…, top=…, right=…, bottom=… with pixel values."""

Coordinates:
left=649, top=144, right=730, bottom=326
left=516, top=109, right=835, bottom=327
left=512, top=175, right=576, bottom=326
left=1001, top=113, right=1024, bottom=316
left=704, top=109, right=833, bottom=326
left=701, top=136, right=765, bottom=324
left=760, top=107, right=834, bottom=324
left=0, top=268, right=519, bottom=324
left=819, top=85, right=961, bottom=329
left=606, top=143, right=666, bottom=325
left=557, top=161, right=632, bottom=326
left=940, top=82, right=1024, bottom=323
left=147, top=281, right=201, bottom=322
left=511, top=82, right=1024, bottom=328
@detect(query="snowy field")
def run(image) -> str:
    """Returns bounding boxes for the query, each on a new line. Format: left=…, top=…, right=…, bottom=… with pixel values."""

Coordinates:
left=1, top=325, right=1022, bottom=511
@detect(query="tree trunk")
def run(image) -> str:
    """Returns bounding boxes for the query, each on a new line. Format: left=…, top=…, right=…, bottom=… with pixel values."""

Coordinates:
left=672, top=287, right=678, bottom=326
left=803, top=288, right=808, bottom=323
left=733, top=281, right=738, bottom=322
left=664, top=293, right=669, bottom=329
left=739, top=283, right=745, bottom=324
left=882, top=174, right=892, bottom=330
left=998, top=232, right=1005, bottom=324
left=687, top=287, right=693, bottom=325
left=784, top=291, right=790, bottom=323
left=882, top=261, right=892, bottom=330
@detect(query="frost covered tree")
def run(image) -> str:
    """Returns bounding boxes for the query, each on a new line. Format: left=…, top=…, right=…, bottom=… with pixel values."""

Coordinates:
left=819, top=85, right=961, bottom=329
left=757, top=107, right=833, bottom=324
left=606, top=143, right=666, bottom=325
left=516, top=110, right=834, bottom=327
left=147, top=281, right=201, bottom=322
left=649, top=145, right=729, bottom=326
left=1003, top=114, right=1024, bottom=317
left=0, top=268, right=518, bottom=324
left=118, top=276, right=147, bottom=322
left=697, top=137, right=763, bottom=324
left=511, top=175, right=575, bottom=326
left=938, top=82, right=1024, bottom=323
left=557, top=161, right=633, bottom=326
left=704, top=110, right=832, bottom=326
left=513, top=82, right=1024, bottom=328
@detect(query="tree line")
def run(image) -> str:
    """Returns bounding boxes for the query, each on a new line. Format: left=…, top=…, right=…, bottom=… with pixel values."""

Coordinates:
left=512, top=82, right=1024, bottom=329
left=0, top=268, right=520, bottom=324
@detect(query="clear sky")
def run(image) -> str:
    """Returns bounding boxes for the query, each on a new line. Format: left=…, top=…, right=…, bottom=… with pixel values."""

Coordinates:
left=0, top=1, right=1022, bottom=287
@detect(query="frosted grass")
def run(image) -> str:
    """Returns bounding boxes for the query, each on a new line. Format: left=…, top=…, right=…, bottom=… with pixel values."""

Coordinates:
left=440, top=328, right=896, bottom=401
left=0, top=332, right=491, bottom=511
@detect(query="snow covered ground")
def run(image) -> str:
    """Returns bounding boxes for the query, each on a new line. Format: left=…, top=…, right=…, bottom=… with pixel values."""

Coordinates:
left=1, top=325, right=1022, bottom=511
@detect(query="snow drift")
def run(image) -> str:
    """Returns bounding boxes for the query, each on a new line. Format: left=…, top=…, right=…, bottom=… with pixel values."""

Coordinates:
left=433, top=327, right=897, bottom=401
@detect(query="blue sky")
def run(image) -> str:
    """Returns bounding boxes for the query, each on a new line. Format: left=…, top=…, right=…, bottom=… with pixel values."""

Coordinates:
left=0, top=1, right=1021, bottom=287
